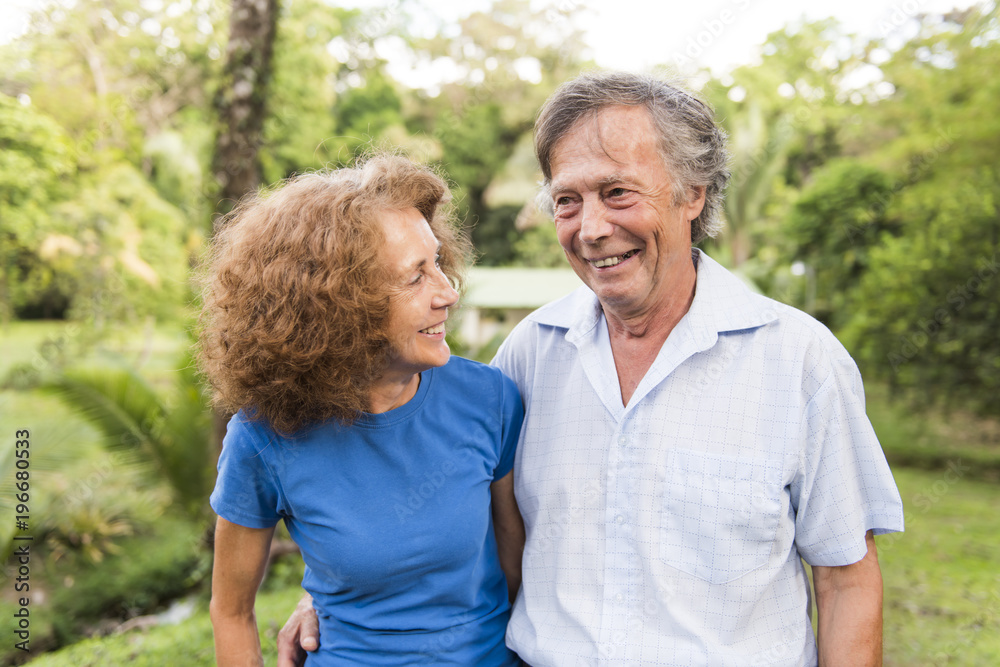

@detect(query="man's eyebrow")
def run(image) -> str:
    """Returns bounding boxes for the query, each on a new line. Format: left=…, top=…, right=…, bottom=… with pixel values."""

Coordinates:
left=550, top=172, right=632, bottom=193
left=596, top=172, right=631, bottom=187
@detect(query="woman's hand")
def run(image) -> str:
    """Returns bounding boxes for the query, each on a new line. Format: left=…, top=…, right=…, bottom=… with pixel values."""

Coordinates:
left=210, top=517, right=276, bottom=667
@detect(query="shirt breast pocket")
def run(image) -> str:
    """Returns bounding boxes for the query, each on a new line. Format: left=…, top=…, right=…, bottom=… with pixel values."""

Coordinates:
left=658, top=449, right=783, bottom=585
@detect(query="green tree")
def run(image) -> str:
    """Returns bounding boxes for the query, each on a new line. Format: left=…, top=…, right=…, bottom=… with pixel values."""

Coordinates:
left=0, top=94, right=74, bottom=320
left=704, top=18, right=854, bottom=267
left=414, top=0, right=586, bottom=240
left=783, top=159, right=898, bottom=327
left=844, top=173, right=1000, bottom=414
left=258, top=0, right=354, bottom=179
left=810, top=6, right=1000, bottom=414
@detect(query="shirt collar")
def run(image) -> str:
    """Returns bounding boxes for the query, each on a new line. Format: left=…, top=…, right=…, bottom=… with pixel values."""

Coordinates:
left=528, top=249, right=779, bottom=340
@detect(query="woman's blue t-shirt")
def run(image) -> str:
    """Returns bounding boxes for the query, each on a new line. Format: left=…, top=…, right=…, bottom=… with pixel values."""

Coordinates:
left=210, top=357, right=524, bottom=666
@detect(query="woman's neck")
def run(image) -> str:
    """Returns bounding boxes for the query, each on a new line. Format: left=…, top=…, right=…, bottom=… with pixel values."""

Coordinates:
left=367, top=372, right=420, bottom=414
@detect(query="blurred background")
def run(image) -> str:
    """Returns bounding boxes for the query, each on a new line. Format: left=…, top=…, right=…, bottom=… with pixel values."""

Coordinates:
left=0, top=0, right=998, bottom=664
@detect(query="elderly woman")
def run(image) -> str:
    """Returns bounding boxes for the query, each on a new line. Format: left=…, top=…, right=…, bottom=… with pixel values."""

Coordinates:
left=200, top=155, right=525, bottom=666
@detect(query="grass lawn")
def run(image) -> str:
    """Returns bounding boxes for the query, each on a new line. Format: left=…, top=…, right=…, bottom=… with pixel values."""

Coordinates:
left=881, top=467, right=1000, bottom=666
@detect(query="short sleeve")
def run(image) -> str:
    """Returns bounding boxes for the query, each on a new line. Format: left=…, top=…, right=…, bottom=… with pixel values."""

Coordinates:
left=493, top=371, right=524, bottom=481
left=791, top=358, right=904, bottom=566
left=210, top=413, right=284, bottom=529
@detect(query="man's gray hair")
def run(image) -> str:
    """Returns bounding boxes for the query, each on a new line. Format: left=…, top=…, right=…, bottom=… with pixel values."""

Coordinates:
left=534, top=71, right=730, bottom=243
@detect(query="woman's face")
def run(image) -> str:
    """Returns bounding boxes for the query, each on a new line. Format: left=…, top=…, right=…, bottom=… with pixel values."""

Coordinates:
left=380, top=207, right=459, bottom=381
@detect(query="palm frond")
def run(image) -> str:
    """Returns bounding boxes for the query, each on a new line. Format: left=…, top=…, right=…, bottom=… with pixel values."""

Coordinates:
left=46, top=365, right=166, bottom=455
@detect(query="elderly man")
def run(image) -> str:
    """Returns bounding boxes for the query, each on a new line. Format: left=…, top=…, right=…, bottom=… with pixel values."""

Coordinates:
left=277, top=71, right=903, bottom=666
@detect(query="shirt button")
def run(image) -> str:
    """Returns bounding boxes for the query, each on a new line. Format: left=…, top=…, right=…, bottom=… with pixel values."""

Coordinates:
left=615, top=514, right=625, bottom=524
left=615, top=593, right=624, bottom=602
left=618, top=435, right=627, bottom=446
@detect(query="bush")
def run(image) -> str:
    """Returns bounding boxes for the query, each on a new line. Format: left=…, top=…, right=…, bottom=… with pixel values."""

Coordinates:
left=20, top=584, right=306, bottom=666
left=0, top=515, right=208, bottom=665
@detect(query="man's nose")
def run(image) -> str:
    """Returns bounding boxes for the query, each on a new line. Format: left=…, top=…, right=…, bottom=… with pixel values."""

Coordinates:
left=579, top=204, right=614, bottom=244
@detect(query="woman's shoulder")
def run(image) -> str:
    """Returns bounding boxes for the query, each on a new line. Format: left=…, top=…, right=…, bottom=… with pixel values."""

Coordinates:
left=224, top=409, right=291, bottom=454
left=437, top=356, right=517, bottom=397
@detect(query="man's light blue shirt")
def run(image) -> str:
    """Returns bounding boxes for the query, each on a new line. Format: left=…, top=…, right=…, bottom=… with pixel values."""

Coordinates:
left=493, top=250, right=904, bottom=666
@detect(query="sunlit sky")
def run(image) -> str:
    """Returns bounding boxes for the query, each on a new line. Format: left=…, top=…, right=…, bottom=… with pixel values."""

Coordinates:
left=0, top=0, right=986, bottom=79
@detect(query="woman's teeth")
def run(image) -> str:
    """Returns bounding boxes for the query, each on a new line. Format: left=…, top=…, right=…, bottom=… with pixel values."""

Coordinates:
left=421, top=323, right=445, bottom=334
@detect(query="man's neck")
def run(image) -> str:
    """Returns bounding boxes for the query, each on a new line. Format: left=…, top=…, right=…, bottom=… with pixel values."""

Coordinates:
left=604, top=266, right=697, bottom=406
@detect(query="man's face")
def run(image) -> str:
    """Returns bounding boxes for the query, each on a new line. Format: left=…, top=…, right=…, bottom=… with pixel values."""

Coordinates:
left=548, top=105, right=705, bottom=321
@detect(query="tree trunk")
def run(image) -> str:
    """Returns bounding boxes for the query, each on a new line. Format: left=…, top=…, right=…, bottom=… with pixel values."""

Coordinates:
left=212, top=0, right=279, bottom=219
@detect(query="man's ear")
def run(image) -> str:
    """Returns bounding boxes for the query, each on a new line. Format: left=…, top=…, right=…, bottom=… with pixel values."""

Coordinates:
left=685, top=186, right=707, bottom=221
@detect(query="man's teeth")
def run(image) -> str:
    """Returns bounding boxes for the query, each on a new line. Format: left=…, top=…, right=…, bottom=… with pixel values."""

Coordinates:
left=591, top=250, right=638, bottom=268
left=421, top=323, right=445, bottom=334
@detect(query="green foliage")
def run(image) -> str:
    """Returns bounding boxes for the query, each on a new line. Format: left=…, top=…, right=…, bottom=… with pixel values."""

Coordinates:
left=0, top=392, right=100, bottom=560
left=511, top=221, right=566, bottom=269
left=47, top=351, right=215, bottom=519
left=143, top=130, right=208, bottom=221
left=0, top=514, right=207, bottom=664
left=50, top=515, right=206, bottom=632
left=811, top=8, right=1000, bottom=415
left=416, top=0, right=586, bottom=226
left=56, top=162, right=193, bottom=324
left=332, top=68, right=406, bottom=159
left=866, top=383, right=1000, bottom=482
left=19, top=584, right=306, bottom=667
left=783, top=159, right=898, bottom=327
left=0, top=94, right=75, bottom=319
left=468, top=203, right=521, bottom=266
left=844, top=174, right=1000, bottom=415
left=260, top=0, right=351, bottom=179
left=0, top=99, right=195, bottom=323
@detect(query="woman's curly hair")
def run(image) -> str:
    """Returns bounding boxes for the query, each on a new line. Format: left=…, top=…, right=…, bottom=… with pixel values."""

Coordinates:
left=197, top=154, right=471, bottom=433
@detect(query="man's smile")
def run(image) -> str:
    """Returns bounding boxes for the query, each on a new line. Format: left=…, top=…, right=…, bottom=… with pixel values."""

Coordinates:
left=588, top=249, right=640, bottom=269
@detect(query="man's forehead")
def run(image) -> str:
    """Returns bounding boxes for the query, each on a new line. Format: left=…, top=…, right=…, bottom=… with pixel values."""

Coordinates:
left=550, top=106, right=656, bottom=163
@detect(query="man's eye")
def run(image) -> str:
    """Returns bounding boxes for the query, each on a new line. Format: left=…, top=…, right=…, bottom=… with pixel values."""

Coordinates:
left=555, top=196, right=573, bottom=207
left=607, top=187, right=627, bottom=198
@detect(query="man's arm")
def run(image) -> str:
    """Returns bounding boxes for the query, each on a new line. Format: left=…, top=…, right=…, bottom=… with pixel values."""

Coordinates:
left=491, top=471, right=525, bottom=603
left=277, top=592, right=320, bottom=667
left=811, top=530, right=884, bottom=667
left=210, top=517, right=276, bottom=667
